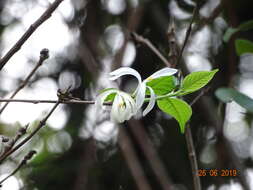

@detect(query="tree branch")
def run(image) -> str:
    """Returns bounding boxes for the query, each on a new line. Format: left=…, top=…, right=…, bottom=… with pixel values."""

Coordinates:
left=131, top=32, right=172, bottom=67
left=0, top=98, right=101, bottom=105
left=0, top=150, right=36, bottom=186
left=128, top=119, right=173, bottom=190
left=0, top=49, right=49, bottom=115
left=0, top=101, right=60, bottom=164
left=176, top=3, right=199, bottom=67
left=0, top=0, right=64, bottom=70
left=119, top=128, right=152, bottom=190
left=193, top=0, right=224, bottom=33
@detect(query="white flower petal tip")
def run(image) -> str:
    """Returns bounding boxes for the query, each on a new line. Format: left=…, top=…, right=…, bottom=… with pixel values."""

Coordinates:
left=145, top=67, right=178, bottom=82
left=143, top=87, right=156, bottom=116
left=109, top=67, right=142, bottom=82
left=136, top=82, right=146, bottom=109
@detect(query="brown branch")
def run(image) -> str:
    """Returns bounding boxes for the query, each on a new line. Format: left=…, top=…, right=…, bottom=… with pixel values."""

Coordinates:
left=128, top=119, right=173, bottom=190
left=118, top=128, right=152, bottom=190
left=193, top=0, right=224, bottom=33
left=175, top=4, right=201, bottom=190
left=0, top=150, right=36, bottom=187
left=176, top=4, right=199, bottom=67
left=0, top=49, right=49, bottom=115
left=0, top=124, right=29, bottom=157
left=0, top=97, right=115, bottom=105
left=0, top=98, right=111, bottom=105
left=184, top=126, right=201, bottom=190
left=182, top=88, right=211, bottom=190
left=131, top=32, right=172, bottom=67
left=190, top=87, right=211, bottom=106
left=0, top=101, right=60, bottom=164
left=0, top=0, right=64, bottom=70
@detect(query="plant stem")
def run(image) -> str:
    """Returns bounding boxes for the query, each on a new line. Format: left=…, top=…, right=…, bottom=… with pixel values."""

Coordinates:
left=0, top=49, right=49, bottom=115
left=0, top=101, right=60, bottom=164
left=0, top=0, right=64, bottom=70
left=0, top=150, right=36, bottom=186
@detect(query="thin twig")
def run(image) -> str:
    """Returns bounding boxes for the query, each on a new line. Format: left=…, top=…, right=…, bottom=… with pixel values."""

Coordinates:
left=184, top=125, right=201, bottom=190
left=0, top=124, right=29, bottom=157
left=0, top=98, right=114, bottom=105
left=183, top=88, right=211, bottom=190
left=176, top=4, right=199, bottom=66
left=0, top=150, right=36, bottom=186
left=190, top=87, right=211, bottom=106
left=0, top=101, right=60, bottom=164
left=0, top=98, right=92, bottom=104
left=0, top=49, right=49, bottom=115
left=0, top=0, right=64, bottom=70
left=193, top=0, right=224, bottom=33
left=131, top=32, right=172, bottom=67
left=175, top=4, right=201, bottom=190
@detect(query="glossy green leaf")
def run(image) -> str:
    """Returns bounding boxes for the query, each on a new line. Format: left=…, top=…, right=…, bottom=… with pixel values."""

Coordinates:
left=215, top=87, right=253, bottom=113
left=157, top=98, right=192, bottom=133
left=235, top=39, right=253, bottom=55
left=146, top=76, right=177, bottom=95
left=179, top=69, right=218, bottom=95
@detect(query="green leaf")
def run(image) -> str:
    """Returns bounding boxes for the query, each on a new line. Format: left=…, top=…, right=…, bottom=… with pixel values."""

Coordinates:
left=235, top=39, right=253, bottom=55
left=146, top=76, right=177, bottom=95
left=238, top=20, right=253, bottom=31
left=157, top=98, right=192, bottom=133
left=215, top=88, right=234, bottom=103
left=180, top=69, right=218, bottom=95
left=215, top=87, right=253, bottom=113
left=223, top=20, right=253, bottom=42
left=105, top=93, right=116, bottom=102
left=223, top=28, right=238, bottom=42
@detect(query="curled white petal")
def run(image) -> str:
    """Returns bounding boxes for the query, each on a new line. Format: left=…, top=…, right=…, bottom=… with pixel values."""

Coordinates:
left=109, top=67, right=142, bottom=83
left=110, top=91, right=137, bottom=123
left=145, top=67, right=178, bottom=81
left=120, top=91, right=137, bottom=115
left=95, top=89, right=118, bottom=109
left=136, top=82, right=146, bottom=109
left=143, top=86, right=156, bottom=116
left=111, top=94, right=123, bottom=123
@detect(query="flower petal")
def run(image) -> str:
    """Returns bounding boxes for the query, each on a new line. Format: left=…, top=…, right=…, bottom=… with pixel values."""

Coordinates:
left=110, top=94, right=124, bottom=123
left=120, top=92, right=137, bottom=115
left=109, top=67, right=142, bottom=83
left=96, top=89, right=118, bottom=109
left=136, top=82, right=146, bottom=109
left=145, top=68, right=178, bottom=81
left=143, top=87, right=156, bottom=116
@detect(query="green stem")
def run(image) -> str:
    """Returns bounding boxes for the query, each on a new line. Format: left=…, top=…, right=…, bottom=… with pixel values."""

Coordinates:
left=144, top=90, right=183, bottom=102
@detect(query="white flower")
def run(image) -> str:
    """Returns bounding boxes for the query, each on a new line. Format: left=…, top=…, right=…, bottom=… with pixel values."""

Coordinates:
left=96, top=89, right=137, bottom=123
left=109, top=67, right=178, bottom=116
